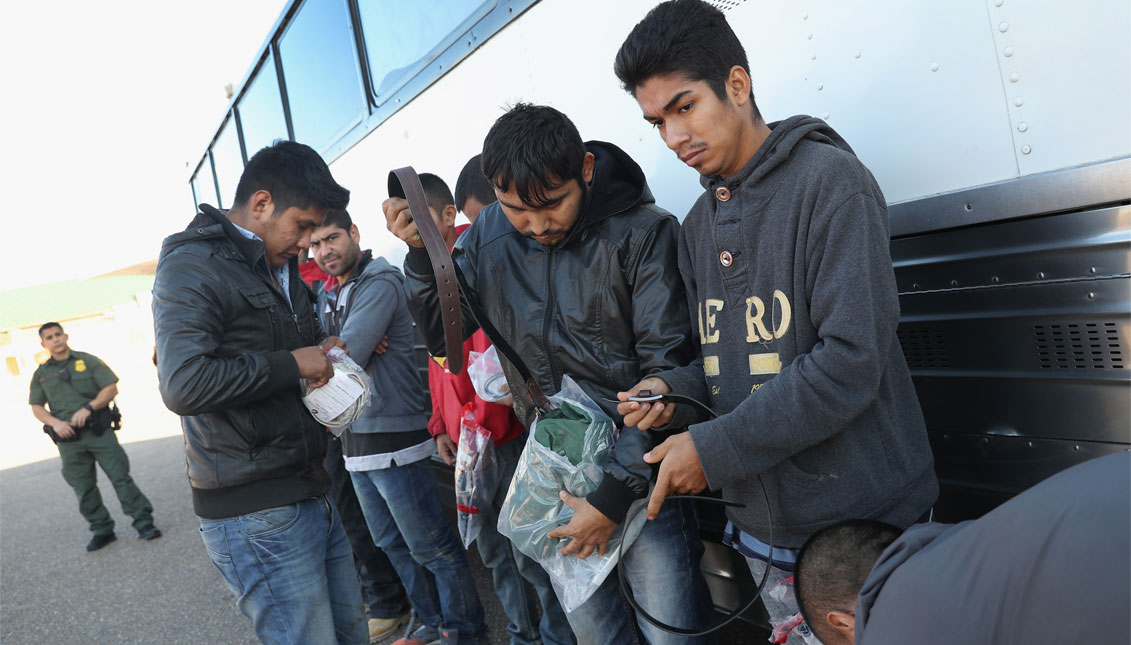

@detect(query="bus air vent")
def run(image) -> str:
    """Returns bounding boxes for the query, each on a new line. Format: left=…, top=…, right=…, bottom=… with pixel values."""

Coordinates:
left=1033, top=321, right=1125, bottom=370
left=897, top=325, right=951, bottom=370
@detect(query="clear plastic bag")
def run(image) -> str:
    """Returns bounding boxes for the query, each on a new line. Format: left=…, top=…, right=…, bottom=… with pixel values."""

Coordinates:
left=454, top=403, right=498, bottom=548
left=497, top=375, right=646, bottom=612
left=468, top=345, right=510, bottom=402
left=300, top=346, right=372, bottom=435
left=767, top=575, right=819, bottom=644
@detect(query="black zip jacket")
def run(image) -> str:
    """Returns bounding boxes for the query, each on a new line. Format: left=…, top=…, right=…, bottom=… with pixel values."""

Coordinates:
left=153, top=205, right=330, bottom=519
left=404, top=141, right=696, bottom=523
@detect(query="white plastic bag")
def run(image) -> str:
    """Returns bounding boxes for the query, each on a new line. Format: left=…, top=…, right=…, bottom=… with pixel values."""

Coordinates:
left=454, top=403, right=498, bottom=548
left=300, top=346, right=372, bottom=435
left=497, top=375, right=646, bottom=612
left=468, top=345, right=510, bottom=402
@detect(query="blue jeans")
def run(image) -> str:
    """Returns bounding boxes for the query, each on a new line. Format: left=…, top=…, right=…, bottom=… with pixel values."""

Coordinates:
left=199, top=497, right=367, bottom=645
left=563, top=498, right=716, bottom=645
left=477, top=437, right=575, bottom=645
left=350, top=458, right=486, bottom=644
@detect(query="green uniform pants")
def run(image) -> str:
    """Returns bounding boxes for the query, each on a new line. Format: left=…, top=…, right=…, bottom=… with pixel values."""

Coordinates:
left=58, top=430, right=153, bottom=535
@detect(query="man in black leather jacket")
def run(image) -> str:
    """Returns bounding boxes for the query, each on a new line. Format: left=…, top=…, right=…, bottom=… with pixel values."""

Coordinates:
left=153, top=141, right=368, bottom=645
left=386, top=104, right=716, bottom=644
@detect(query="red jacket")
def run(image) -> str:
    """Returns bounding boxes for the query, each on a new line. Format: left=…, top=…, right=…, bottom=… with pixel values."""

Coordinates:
left=428, top=225, right=525, bottom=446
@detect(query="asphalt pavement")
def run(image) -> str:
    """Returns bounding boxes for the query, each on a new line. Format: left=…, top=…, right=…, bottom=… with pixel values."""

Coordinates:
left=1, top=434, right=764, bottom=644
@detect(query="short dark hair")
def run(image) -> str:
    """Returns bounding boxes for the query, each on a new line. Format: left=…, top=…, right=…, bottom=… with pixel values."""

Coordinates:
left=38, top=322, right=62, bottom=337
left=418, top=173, right=454, bottom=215
left=455, top=154, right=496, bottom=213
left=795, top=520, right=903, bottom=643
left=232, top=140, right=350, bottom=213
left=614, top=0, right=762, bottom=122
left=321, top=208, right=353, bottom=232
left=481, top=103, right=587, bottom=208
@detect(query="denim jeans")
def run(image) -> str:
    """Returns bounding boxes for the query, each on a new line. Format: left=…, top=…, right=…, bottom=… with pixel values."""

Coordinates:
left=476, top=436, right=575, bottom=645
left=324, top=434, right=410, bottom=619
left=745, top=558, right=821, bottom=645
left=199, top=496, right=367, bottom=645
left=350, top=458, right=486, bottom=644
left=563, top=498, right=716, bottom=645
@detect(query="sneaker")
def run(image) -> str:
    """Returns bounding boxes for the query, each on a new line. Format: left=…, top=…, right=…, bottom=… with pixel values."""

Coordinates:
left=391, top=624, right=441, bottom=645
left=86, top=532, right=117, bottom=551
left=137, top=525, right=162, bottom=540
left=369, top=612, right=411, bottom=643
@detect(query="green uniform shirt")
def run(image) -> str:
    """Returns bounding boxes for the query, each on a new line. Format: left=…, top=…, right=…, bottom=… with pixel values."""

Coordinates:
left=29, top=351, right=118, bottom=421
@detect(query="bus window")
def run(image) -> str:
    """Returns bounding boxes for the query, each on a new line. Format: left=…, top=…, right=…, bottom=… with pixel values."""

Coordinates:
left=238, top=52, right=289, bottom=157
left=211, top=116, right=244, bottom=209
left=191, top=158, right=219, bottom=210
left=358, top=0, right=494, bottom=104
left=278, top=0, right=366, bottom=154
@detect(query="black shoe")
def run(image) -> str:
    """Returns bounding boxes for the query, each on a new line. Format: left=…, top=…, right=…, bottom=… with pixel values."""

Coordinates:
left=137, top=525, right=162, bottom=540
left=86, top=533, right=117, bottom=551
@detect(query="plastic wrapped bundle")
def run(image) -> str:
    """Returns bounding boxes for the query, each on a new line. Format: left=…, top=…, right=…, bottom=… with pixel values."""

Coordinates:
left=498, top=375, right=646, bottom=611
left=300, top=347, right=372, bottom=435
left=454, top=403, right=499, bottom=548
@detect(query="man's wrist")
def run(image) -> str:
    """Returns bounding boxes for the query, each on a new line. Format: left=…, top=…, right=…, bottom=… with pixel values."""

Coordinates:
left=82, top=403, right=94, bottom=413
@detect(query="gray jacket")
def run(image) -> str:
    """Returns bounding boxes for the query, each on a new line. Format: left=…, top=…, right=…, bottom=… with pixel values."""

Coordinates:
left=856, top=452, right=1130, bottom=644
left=660, top=115, right=937, bottom=546
left=317, top=252, right=427, bottom=433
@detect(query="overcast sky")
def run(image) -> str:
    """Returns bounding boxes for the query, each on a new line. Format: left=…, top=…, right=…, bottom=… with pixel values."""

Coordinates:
left=0, top=0, right=288, bottom=290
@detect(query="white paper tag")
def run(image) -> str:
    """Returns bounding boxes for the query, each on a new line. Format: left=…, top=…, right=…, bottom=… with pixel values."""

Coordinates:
left=303, top=372, right=365, bottom=422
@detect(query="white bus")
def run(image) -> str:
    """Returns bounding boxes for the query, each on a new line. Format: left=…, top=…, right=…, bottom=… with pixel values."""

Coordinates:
left=189, top=0, right=1131, bottom=620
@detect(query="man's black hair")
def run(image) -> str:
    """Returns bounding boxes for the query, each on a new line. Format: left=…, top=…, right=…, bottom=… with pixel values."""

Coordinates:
left=38, top=322, right=63, bottom=337
left=614, top=0, right=762, bottom=122
left=795, top=520, right=903, bottom=643
left=418, top=173, right=455, bottom=215
left=321, top=209, right=353, bottom=232
left=231, top=140, right=350, bottom=213
left=455, top=154, right=496, bottom=213
left=481, top=103, right=587, bottom=208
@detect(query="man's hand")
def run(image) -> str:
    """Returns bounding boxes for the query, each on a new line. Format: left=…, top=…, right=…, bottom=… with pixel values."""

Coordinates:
left=617, top=377, right=675, bottom=431
left=374, top=336, right=389, bottom=355
left=320, top=335, right=348, bottom=354
left=546, top=491, right=618, bottom=559
left=643, top=432, right=707, bottom=520
left=70, top=406, right=92, bottom=428
left=435, top=434, right=457, bottom=466
left=383, top=197, right=425, bottom=249
left=292, top=346, right=334, bottom=388
left=51, top=419, right=77, bottom=440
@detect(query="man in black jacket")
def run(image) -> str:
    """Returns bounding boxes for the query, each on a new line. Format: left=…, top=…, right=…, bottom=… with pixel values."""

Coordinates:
left=386, top=104, right=715, bottom=644
left=153, top=141, right=367, bottom=645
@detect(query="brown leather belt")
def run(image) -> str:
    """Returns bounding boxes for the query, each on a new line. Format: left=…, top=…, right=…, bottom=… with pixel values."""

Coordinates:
left=388, top=167, right=465, bottom=375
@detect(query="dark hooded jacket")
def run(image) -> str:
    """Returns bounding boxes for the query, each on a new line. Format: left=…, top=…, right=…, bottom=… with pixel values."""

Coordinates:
left=659, top=115, right=938, bottom=547
left=403, top=141, right=695, bottom=522
left=153, top=205, right=330, bottom=519
left=855, top=451, right=1130, bottom=644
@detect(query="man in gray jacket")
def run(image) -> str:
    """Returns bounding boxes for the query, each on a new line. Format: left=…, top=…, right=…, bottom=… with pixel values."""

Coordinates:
left=793, top=452, right=1131, bottom=644
left=310, top=210, right=485, bottom=645
left=615, top=2, right=937, bottom=642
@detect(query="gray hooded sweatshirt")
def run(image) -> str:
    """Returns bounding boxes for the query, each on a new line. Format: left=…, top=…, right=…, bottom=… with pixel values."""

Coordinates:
left=856, top=451, right=1130, bottom=644
left=660, top=115, right=937, bottom=547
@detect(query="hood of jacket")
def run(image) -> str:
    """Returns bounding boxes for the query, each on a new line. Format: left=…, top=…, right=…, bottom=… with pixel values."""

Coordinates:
left=161, top=204, right=272, bottom=271
left=559, top=140, right=654, bottom=245
left=854, top=522, right=951, bottom=639
left=701, top=115, right=855, bottom=193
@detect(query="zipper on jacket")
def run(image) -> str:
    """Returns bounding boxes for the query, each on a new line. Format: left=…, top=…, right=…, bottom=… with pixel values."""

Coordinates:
left=541, top=249, right=560, bottom=391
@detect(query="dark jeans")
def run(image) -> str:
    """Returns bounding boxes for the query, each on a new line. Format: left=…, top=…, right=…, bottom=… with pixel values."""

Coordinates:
left=325, top=434, right=410, bottom=619
left=58, top=429, right=153, bottom=534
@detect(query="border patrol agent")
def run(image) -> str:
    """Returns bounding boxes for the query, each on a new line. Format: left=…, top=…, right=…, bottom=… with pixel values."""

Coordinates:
left=29, top=322, right=160, bottom=551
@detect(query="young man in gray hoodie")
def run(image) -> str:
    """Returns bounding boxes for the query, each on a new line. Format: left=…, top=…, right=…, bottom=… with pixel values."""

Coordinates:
left=310, top=210, right=485, bottom=645
left=614, top=1, right=938, bottom=642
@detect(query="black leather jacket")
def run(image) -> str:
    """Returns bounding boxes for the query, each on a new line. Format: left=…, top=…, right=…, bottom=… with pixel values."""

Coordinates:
left=153, top=205, right=330, bottom=519
left=404, top=141, right=696, bottom=522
